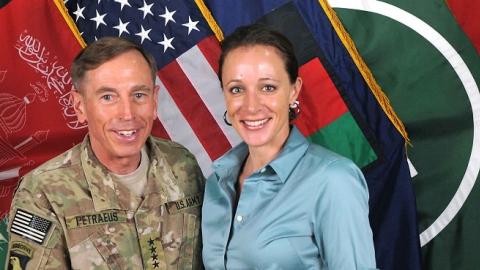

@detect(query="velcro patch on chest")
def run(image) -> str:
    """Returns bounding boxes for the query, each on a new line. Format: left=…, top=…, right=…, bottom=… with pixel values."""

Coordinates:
left=65, top=210, right=127, bottom=229
left=165, top=193, right=203, bottom=214
left=10, top=209, right=53, bottom=245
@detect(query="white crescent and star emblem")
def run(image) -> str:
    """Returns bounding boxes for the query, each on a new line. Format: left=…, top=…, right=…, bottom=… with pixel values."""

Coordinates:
left=330, top=0, right=480, bottom=246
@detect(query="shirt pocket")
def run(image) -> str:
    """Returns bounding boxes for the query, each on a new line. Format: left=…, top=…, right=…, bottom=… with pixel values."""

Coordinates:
left=157, top=210, right=201, bottom=270
left=69, top=231, right=114, bottom=270
left=69, top=229, right=141, bottom=270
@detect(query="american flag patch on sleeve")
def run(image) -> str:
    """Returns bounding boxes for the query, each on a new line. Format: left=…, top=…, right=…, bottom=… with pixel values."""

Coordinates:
left=10, top=209, right=53, bottom=245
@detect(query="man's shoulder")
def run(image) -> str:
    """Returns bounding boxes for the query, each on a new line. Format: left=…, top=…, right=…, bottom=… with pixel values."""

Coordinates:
left=20, top=143, right=83, bottom=191
left=13, top=143, right=86, bottom=208
left=30, top=143, right=83, bottom=176
left=149, top=136, right=205, bottom=187
left=150, top=136, right=190, bottom=151
left=149, top=136, right=197, bottom=162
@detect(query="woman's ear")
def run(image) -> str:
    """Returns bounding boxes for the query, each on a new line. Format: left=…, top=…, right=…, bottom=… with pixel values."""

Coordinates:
left=290, top=77, right=302, bottom=103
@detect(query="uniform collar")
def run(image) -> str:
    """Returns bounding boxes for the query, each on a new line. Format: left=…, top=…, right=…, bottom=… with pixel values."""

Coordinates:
left=212, top=126, right=309, bottom=184
left=81, top=136, right=181, bottom=212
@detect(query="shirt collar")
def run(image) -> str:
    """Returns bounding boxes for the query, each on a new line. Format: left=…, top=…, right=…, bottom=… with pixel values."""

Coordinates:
left=81, top=136, right=177, bottom=211
left=212, top=126, right=309, bottom=184
left=269, top=126, right=309, bottom=183
left=212, top=140, right=249, bottom=183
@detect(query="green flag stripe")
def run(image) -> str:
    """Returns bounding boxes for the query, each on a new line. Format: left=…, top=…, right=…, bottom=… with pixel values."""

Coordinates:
left=307, top=112, right=377, bottom=168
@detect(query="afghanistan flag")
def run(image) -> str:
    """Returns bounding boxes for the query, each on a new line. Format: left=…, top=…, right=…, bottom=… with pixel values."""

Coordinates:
left=201, top=0, right=422, bottom=269
left=331, top=0, right=480, bottom=269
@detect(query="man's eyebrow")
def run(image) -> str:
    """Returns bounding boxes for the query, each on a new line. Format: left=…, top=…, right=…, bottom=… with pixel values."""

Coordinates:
left=94, top=87, right=117, bottom=95
left=131, top=85, right=152, bottom=92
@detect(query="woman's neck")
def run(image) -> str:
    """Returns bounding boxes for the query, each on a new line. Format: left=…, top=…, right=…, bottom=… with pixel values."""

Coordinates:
left=237, top=126, right=291, bottom=192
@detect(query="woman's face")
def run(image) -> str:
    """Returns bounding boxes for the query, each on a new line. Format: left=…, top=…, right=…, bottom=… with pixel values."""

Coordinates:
left=221, top=45, right=301, bottom=149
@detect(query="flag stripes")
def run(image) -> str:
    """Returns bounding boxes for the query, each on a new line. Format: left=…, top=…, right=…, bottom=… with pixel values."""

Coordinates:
left=158, top=57, right=231, bottom=161
left=197, top=36, right=221, bottom=75
left=10, top=209, right=51, bottom=244
left=295, top=58, right=348, bottom=136
left=156, top=77, right=212, bottom=175
left=176, top=44, right=241, bottom=147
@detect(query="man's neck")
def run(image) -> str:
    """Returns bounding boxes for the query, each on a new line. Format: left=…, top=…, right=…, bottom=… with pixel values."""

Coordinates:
left=102, top=155, right=141, bottom=174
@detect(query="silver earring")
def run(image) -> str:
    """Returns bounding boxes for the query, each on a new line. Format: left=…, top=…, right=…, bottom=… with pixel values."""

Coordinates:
left=223, top=111, right=232, bottom=126
left=289, top=100, right=300, bottom=121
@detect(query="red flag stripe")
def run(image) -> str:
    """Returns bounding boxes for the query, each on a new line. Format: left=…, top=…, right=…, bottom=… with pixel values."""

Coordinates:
left=447, top=0, right=480, bottom=54
left=295, top=58, right=348, bottom=136
left=176, top=44, right=241, bottom=147
left=158, top=61, right=231, bottom=160
left=156, top=77, right=212, bottom=174
left=197, top=35, right=222, bottom=75
left=151, top=119, right=170, bottom=140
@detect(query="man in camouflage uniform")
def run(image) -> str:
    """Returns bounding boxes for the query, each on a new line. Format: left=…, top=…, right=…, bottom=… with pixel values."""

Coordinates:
left=5, top=37, right=204, bottom=270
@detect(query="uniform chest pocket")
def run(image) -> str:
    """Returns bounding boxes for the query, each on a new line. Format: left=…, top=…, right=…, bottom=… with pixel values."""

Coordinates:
left=68, top=225, right=144, bottom=270
left=151, top=211, right=201, bottom=270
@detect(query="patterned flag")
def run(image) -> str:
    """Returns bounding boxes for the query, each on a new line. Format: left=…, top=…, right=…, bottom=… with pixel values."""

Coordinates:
left=10, top=209, right=52, bottom=245
left=0, top=0, right=85, bottom=265
left=64, top=0, right=242, bottom=176
left=332, top=0, right=480, bottom=269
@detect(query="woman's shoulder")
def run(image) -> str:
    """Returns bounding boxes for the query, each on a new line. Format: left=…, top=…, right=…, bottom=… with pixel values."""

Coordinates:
left=301, top=144, right=367, bottom=189
left=304, top=143, right=357, bottom=168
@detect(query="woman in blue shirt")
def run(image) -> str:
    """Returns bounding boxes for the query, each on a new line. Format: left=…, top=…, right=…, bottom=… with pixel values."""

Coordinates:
left=202, top=24, right=377, bottom=270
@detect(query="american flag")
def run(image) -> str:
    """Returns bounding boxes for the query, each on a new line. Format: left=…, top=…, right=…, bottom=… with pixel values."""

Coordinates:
left=10, top=209, right=52, bottom=245
left=64, top=0, right=242, bottom=175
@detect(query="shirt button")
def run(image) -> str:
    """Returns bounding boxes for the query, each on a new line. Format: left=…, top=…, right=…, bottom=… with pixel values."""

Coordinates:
left=260, top=168, right=266, bottom=173
left=236, top=215, right=244, bottom=222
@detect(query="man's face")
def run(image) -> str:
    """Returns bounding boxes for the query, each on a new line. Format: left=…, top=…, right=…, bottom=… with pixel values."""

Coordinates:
left=73, top=50, right=158, bottom=172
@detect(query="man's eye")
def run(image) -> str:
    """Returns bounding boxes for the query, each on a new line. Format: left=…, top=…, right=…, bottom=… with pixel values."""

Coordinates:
left=134, top=93, right=146, bottom=99
left=101, top=95, right=112, bottom=101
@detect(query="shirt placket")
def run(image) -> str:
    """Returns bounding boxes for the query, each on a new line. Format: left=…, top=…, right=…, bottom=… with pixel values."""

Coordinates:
left=232, top=170, right=264, bottom=234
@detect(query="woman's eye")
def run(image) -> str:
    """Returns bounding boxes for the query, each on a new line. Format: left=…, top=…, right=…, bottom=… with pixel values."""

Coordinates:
left=263, top=85, right=276, bottom=92
left=230, top=87, right=241, bottom=94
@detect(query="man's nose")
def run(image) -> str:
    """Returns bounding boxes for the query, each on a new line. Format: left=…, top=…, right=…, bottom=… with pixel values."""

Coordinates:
left=119, top=99, right=134, bottom=120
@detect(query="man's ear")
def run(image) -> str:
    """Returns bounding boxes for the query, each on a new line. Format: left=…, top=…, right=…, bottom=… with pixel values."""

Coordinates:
left=152, top=85, right=159, bottom=120
left=71, top=90, right=87, bottom=123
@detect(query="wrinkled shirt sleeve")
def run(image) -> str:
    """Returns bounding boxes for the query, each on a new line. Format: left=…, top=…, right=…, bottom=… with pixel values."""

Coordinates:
left=312, top=159, right=377, bottom=270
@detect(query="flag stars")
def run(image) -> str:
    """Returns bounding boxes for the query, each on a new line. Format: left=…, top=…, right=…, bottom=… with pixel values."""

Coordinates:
left=73, top=4, right=85, bottom=22
left=158, top=34, right=174, bottom=52
left=135, top=25, right=152, bottom=44
left=159, top=6, right=176, bottom=26
left=138, top=0, right=154, bottom=19
left=182, top=16, right=199, bottom=35
left=90, top=10, right=107, bottom=30
left=114, top=0, right=131, bottom=11
left=113, top=18, right=130, bottom=36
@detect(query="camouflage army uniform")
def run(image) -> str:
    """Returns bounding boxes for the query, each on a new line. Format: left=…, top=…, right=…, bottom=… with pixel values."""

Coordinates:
left=5, top=136, right=205, bottom=270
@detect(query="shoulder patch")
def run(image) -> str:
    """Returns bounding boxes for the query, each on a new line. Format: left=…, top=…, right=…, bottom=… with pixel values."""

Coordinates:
left=10, top=209, right=53, bottom=245
left=8, top=241, right=34, bottom=270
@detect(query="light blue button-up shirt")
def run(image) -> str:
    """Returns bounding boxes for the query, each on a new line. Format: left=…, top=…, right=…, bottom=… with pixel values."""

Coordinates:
left=202, top=127, right=377, bottom=270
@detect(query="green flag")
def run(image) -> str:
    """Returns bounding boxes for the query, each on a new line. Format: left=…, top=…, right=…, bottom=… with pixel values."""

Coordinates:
left=332, top=1, right=480, bottom=269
